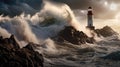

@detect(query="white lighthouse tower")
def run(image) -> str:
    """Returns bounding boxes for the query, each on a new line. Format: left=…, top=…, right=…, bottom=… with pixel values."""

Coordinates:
left=86, top=7, right=95, bottom=30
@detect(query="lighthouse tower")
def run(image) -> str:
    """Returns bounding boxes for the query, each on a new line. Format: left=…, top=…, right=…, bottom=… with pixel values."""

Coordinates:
left=86, top=7, right=95, bottom=30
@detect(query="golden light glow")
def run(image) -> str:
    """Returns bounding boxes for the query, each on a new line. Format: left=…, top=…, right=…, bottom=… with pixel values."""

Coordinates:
left=115, top=12, right=120, bottom=23
left=104, top=1, right=108, bottom=6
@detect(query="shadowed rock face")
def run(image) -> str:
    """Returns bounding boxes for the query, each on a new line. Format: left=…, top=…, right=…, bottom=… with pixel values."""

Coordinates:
left=0, top=35, right=44, bottom=67
left=94, top=26, right=118, bottom=37
left=58, top=26, right=95, bottom=45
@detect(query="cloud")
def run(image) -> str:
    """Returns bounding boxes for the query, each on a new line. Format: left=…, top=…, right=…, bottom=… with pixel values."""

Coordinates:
left=0, top=0, right=43, bottom=17
left=52, top=0, right=120, bottom=19
left=0, top=0, right=119, bottom=19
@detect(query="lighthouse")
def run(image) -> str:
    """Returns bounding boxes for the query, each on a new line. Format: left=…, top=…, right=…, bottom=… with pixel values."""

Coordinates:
left=86, top=7, right=95, bottom=30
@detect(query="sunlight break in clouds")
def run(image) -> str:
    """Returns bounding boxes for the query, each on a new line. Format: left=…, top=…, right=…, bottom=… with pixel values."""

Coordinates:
left=110, top=3, right=117, bottom=11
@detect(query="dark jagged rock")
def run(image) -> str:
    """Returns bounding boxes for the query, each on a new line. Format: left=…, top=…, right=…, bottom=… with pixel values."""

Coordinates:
left=94, top=26, right=118, bottom=37
left=9, top=35, right=20, bottom=50
left=101, top=51, right=120, bottom=61
left=58, top=26, right=95, bottom=45
left=0, top=35, right=44, bottom=67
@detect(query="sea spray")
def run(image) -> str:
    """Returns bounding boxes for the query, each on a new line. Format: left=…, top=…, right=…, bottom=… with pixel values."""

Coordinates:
left=41, top=1, right=69, bottom=21
left=41, top=38, right=58, bottom=54
left=12, top=17, right=39, bottom=44
left=41, top=1, right=82, bottom=31
left=0, top=15, right=39, bottom=44
left=0, top=27, right=11, bottom=38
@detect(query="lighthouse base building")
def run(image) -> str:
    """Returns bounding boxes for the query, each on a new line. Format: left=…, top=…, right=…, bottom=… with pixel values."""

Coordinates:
left=86, top=26, right=95, bottom=30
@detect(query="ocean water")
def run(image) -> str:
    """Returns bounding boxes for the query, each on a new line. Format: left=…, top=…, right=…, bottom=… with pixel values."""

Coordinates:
left=0, top=1, right=120, bottom=67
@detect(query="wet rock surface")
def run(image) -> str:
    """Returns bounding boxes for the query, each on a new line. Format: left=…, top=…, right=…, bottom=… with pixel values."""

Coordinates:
left=58, top=26, right=95, bottom=45
left=94, top=26, right=118, bottom=37
left=0, top=35, right=44, bottom=67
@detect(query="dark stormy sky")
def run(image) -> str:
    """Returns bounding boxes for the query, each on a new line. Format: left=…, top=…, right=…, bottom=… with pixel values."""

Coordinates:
left=0, top=0, right=43, bottom=16
left=52, top=0, right=120, bottom=19
left=0, top=0, right=120, bottom=20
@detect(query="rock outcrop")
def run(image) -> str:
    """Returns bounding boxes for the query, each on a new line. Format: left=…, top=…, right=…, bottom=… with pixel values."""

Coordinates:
left=58, top=26, right=95, bottom=45
left=94, top=26, right=118, bottom=37
left=0, top=35, right=44, bottom=67
left=57, top=26, right=118, bottom=45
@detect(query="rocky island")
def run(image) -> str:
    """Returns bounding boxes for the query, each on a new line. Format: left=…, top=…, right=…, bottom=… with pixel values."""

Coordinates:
left=56, top=25, right=118, bottom=45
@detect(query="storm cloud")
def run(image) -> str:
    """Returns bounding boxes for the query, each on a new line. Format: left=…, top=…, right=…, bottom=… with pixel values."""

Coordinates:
left=0, top=0, right=119, bottom=19
left=0, top=0, right=43, bottom=17
left=52, top=0, right=120, bottom=19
